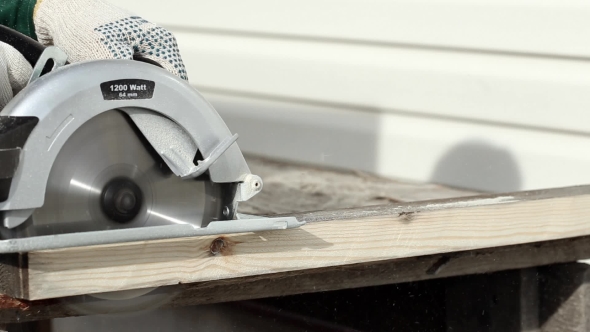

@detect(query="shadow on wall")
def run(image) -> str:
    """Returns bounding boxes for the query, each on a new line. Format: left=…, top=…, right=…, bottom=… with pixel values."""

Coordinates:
left=430, top=140, right=521, bottom=193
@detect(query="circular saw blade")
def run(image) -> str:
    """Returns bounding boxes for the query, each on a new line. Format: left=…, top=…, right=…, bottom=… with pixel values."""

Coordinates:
left=14, top=109, right=224, bottom=238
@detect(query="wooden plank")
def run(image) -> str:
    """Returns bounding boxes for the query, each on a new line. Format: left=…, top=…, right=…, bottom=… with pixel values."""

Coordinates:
left=0, top=155, right=475, bottom=323
left=240, top=155, right=476, bottom=215
left=3, top=234, right=590, bottom=324
left=0, top=185, right=588, bottom=300
left=119, top=0, right=590, bottom=58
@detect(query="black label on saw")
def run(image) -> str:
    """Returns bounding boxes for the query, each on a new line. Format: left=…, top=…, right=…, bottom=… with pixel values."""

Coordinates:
left=100, top=79, right=155, bottom=100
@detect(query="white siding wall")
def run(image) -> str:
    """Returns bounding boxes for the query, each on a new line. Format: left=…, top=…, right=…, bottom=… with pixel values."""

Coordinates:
left=117, top=0, right=590, bottom=192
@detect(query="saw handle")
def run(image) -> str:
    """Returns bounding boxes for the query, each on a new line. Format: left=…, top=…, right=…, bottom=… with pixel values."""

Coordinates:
left=0, top=25, right=47, bottom=68
left=0, top=25, right=63, bottom=77
left=132, top=55, right=163, bottom=68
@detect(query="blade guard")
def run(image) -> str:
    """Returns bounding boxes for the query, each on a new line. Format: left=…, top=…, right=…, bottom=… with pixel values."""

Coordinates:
left=0, top=59, right=259, bottom=228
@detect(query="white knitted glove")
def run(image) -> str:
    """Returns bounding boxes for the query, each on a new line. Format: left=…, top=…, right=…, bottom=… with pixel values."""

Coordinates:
left=0, top=42, right=32, bottom=109
left=33, top=0, right=188, bottom=80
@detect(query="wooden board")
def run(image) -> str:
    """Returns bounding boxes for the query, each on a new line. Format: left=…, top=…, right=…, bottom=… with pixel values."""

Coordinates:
left=0, top=185, right=589, bottom=301
left=0, top=156, right=478, bottom=322
left=4, top=157, right=590, bottom=324
left=240, top=155, right=476, bottom=215
left=3, top=234, right=590, bottom=324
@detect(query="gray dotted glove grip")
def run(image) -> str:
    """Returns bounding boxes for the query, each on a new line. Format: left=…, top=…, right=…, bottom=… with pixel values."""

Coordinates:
left=34, top=0, right=188, bottom=80
left=96, top=17, right=187, bottom=80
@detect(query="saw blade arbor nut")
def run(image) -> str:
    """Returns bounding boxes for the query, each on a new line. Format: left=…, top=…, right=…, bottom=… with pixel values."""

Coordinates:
left=101, top=177, right=143, bottom=223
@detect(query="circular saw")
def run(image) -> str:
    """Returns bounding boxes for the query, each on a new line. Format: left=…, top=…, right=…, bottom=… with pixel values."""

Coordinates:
left=0, top=26, right=304, bottom=254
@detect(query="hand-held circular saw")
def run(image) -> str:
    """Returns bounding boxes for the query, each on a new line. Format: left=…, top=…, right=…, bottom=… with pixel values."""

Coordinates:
left=0, top=26, right=303, bottom=253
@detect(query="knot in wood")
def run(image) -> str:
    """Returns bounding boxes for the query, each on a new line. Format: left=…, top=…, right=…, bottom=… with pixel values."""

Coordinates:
left=210, top=238, right=226, bottom=256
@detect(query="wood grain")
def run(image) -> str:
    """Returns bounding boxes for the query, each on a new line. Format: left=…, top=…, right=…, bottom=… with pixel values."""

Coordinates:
left=13, top=185, right=590, bottom=300
left=240, top=155, right=475, bottom=215
left=3, top=234, right=590, bottom=324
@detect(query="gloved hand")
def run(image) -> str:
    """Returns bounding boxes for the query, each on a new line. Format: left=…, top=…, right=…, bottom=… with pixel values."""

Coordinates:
left=0, top=41, right=32, bottom=109
left=33, top=0, right=188, bottom=80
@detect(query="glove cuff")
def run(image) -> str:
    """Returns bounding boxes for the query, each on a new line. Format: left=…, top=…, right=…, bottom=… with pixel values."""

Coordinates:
left=33, top=0, right=44, bottom=19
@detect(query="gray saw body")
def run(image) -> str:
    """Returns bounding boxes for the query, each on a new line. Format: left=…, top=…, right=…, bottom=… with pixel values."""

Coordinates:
left=0, top=47, right=303, bottom=253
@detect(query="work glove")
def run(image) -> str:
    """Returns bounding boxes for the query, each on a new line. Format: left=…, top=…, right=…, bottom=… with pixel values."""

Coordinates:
left=33, top=0, right=188, bottom=80
left=0, top=42, right=32, bottom=109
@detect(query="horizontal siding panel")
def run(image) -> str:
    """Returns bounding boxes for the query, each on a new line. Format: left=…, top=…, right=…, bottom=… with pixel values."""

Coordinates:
left=119, top=0, right=590, bottom=57
left=114, top=0, right=590, bottom=189
left=176, top=32, right=590, bottom=134
left=205, top=91, right=590, bottom=192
